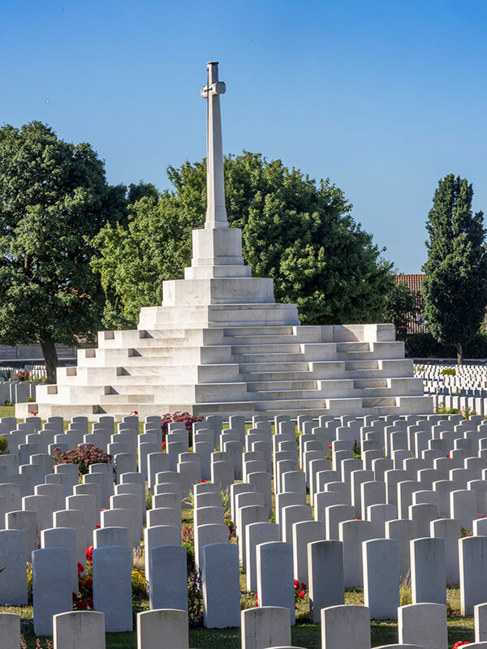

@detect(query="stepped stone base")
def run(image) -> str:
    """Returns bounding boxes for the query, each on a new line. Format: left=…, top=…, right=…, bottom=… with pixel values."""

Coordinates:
left=18, top=306, right=432, bottom=421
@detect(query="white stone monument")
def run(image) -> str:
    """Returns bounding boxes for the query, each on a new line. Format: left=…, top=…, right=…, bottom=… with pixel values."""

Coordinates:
left=22, top=62, right=432, bottom=420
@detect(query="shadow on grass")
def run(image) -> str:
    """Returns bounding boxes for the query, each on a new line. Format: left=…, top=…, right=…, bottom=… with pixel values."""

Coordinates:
left=447, top=620, right=475, bottom=647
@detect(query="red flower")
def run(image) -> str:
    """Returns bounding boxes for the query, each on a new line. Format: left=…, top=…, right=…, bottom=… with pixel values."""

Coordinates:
left=85, top=546, right=93, bottom=563
left=95, top=523, right=100, bottom=528
left=447, top=454, right=451, bottom=458
left=356, top=517, right=361, bottom=520
left=200, top=479, right=207, bottom=483
left=130, top=411, right=138, bottom=415
left=452, top=642, right=471, bottom=648
left=162, top=441, right=166, bottom=451
left=30, top=411, right=38, bottom=416
left=294, top=579, right=299, bottom=587
left=298, top=590, right=305, bottom=597
left=77, top=562, right=84, bottom=576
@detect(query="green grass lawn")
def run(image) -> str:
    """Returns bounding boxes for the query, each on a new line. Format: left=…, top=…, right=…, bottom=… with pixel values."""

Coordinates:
left=0, top=405, right=15, bottom=418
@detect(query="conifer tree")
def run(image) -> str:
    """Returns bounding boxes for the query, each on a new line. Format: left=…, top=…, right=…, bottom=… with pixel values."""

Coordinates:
left=422, top=174, right=487, bottom=364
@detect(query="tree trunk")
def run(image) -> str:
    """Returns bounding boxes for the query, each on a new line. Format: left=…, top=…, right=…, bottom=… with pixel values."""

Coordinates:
left=456, top=342, right=464, bottom=365
left=39, top=335, right=59, bottom=384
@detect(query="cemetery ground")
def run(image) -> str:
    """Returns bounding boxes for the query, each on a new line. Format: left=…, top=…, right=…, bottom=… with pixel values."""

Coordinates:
left=0, top=410, right=480, bottom=648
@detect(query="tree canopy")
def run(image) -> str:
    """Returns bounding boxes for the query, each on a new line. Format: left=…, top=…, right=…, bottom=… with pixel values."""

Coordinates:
left=422, top=174, right=487, bottom=364
left=92, top=151, right=394, bottom=329
left=0, top=121, right=126, bottom=381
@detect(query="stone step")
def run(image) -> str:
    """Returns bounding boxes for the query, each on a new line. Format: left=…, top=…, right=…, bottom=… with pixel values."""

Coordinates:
left=222, top=335, right=305, bottom=345
left=128, top=348, right=176, bottom=358
left=20, top=393, right=431, bottom=420
left=361, top=396, right=397, bottom=407
left=353, top=378, right=388, bottom=388
left=222, top=326, right=295, bottom=336
left=230, top=344, right=302, bottom=353
left=336, top=342, right=371, bottom=352
left=101, top=393, right=155, bottom=404
left=234, top=352, right=305, bottom=363
left=252, top=406, right=330, bottom=416
left=253, top=397, right=328, bottom=410
left=141, top=328, right=193, bottom=339
left=346, top=369, right=385, bottom=379
left=344, top=360, right=379, bottom=370
left=250, top=389, right=324, bottom=401
left=337, top=352, right=379, bottom=360
left=134, top=337, right=187, bottom=347
left=352, top=387, right=396, bottom=397
left=104, top=384, right=163, bottom=395
left=247, top=380, right=318, bottom=390
left=240, top=370, right=320, bottom=381
left=239, top=361, right=310, bottom=373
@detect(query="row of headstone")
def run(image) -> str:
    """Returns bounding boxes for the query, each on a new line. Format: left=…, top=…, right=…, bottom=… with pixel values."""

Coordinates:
left=4, top=601, right=487, bottom=649
left=4, top=410, right=487, bottom=635
left=415, top=362, right=487, bottom=412
left=0, top=380, right=37, bottom=405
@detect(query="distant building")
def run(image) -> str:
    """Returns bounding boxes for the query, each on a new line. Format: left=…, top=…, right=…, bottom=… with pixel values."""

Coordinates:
left=394, top=274, right=427, bottom=334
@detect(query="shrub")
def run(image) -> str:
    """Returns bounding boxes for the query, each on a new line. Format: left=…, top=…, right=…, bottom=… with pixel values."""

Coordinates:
left=74, top=546, right=93, bottom=610
left=187, top=565, right=203, bottom=626
left=145, top=488, right=153, bottom=510
left=400, top=571, right=412, bottom=606
left=53, top=444, right=112, bottom=476
left=435, top=404, right=476, bottom=420
left=182, top=524, right=195, bottom=569
left=0, top=436, right=8, bottom=455
left=14, top=369, right=30, bottom=381
left=26, top=562, right=33, bottom=603
left=161, top=411, right=204, bottom=436
left=131, top=567, right=147, bottom=597
left=435, top=403, right=459, bottom=415
left=440, top=368, right=456, bottom=376
left=240, top=589, right=257, bottom=610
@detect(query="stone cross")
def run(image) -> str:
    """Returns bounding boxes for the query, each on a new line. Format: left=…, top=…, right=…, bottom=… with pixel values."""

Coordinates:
left=201, top=61, right=228, bottom=229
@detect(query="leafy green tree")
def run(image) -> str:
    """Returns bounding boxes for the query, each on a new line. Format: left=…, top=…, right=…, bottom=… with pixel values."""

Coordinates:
left=0, top=121, right=126, bottom=382
left=422, top=174, right=487, bottom=364
left=127, top=181, right=159, bottom=204
left=383, top=280, right=419, bottom=341
left=93, top=152, right=393, bottom=328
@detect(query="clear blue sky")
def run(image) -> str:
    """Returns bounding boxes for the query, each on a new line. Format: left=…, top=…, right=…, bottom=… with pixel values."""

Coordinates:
left=1, top=0, right=486, bottom=273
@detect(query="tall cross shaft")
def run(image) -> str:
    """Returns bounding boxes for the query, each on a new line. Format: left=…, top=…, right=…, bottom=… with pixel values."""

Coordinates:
left=201, top=61, right=228, bottom=229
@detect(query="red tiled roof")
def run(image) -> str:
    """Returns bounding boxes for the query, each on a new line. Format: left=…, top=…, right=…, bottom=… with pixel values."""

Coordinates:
left=395, top=274, right=424, bottom=293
